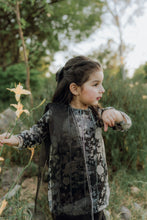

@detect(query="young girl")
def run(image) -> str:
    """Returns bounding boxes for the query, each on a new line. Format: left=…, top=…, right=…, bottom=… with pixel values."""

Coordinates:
left=0, top=56, right=131, bottom=220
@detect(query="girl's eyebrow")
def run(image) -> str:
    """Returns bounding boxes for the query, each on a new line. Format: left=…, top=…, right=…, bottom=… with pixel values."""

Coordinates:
left=92, top=80, right=101, bottom=83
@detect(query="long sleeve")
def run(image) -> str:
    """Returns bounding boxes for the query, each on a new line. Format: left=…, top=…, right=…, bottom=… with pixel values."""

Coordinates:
left=16, top=110, right=50, bottom=148
left=113, top=111, right=132, bottom=132
left=98, top=107, right=132, bottom=132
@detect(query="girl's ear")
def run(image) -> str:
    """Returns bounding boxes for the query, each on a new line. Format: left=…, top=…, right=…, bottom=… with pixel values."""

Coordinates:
left=69, top=83, right=80, bottom=96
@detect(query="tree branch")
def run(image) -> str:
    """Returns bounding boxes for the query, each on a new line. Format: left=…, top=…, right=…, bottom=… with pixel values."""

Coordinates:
left=16, top=0, right=30, bottom=91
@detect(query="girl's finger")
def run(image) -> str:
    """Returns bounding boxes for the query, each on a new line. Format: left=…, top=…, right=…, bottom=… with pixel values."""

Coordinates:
left=104, top=122, right=108, bottom=132
left=0, top=133, right=10, bottom=138
left=104, top=118, right=113, bottom=127
left=106, top=115, right=115, bottom=126
left=109, top=117, right=115, bottom=126
left=0, top=139, right=11, bottom=146
left=105, top=111, right=116, bottom=121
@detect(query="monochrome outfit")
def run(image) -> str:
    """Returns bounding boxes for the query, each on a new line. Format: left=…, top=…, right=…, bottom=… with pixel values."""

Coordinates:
left=17, top=103, right=131, bottom=220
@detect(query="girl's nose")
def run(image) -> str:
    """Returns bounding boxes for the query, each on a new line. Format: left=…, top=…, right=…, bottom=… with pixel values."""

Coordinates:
left=100, top=85, right=105, bottom=93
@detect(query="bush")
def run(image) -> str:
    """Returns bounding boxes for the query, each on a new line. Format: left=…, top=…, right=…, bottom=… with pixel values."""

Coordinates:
left=0, top=72, right=57, bottom=166
left=101, top=74, right=147, bottom=171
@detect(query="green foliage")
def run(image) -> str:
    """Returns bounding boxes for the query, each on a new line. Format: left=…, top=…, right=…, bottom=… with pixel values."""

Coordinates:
left=101, top=74, right=147, bottom=170
left=90, top=41, right=124, bottom=80
left=0, top=63, right=44, bottom=103
left=0, top=0, right=104, bottom=70
left=2, top=146, right=31, bottom=165
left=1, top=182, right=52, bottom=219
left=0, top=73, right=56, bottom=167
left=1, top=190, right=33, bottom=219
left=24, top=73, right=57, bottom=125
left=132, top=62, right=147, bottom=83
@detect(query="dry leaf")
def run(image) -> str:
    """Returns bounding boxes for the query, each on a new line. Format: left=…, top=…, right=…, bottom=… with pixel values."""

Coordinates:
left=142, top=95, right=147, bottom=100
left=131, top=186, right=140, bottom=194
left=28, top=147, right=35, bottom=162
left=0, top=199, right=8, bottom=216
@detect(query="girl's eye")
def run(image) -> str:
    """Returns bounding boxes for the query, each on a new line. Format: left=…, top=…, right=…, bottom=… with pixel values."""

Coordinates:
left=93, top=83, right=99, bottom=87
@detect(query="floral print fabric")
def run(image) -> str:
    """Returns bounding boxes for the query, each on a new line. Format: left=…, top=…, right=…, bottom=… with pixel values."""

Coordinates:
left=17, top=104, right=131, bottom=217
left=70, top=107, right=110, bottom=215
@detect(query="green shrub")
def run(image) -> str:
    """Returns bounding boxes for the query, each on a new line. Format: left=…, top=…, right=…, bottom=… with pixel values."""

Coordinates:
left=101, top=75, right=147, bottom=170
left=0, top=73, right=57, bottom=166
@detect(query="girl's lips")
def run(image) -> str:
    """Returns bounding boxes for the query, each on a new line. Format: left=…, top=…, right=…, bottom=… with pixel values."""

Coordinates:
left=97, top=97, right=102, bottom=100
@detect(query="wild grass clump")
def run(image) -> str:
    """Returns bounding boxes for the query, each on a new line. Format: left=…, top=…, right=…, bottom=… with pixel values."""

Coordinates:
left=108, top=168, right=147, bottom=219
left=101, top=76, right=147, bottom=171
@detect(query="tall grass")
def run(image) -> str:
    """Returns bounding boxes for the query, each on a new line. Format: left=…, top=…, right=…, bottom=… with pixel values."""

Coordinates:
left=108, top=168, right=147, bottom=219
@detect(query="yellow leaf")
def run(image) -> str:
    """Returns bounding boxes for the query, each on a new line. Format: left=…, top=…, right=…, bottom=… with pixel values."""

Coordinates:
left=0, top=157, right=4, bottom=162
left=28, top=147, right=35, bottom=162
left=0, top=199, right=8, bottom=216
left=23, top=110, right=30, bottom=115
left=36, top=99, right=46, bottom=109
left=142, top=95, right=147, bottom=100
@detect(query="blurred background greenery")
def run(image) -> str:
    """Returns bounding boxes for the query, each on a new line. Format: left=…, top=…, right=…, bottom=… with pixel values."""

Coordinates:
left=0, top=0, right=147, bottom=219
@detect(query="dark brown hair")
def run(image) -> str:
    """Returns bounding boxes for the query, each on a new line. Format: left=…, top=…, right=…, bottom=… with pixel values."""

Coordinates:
left=52, top=56, right=102, bottom=104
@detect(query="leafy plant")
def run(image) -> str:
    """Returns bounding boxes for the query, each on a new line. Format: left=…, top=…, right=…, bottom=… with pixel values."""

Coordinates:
left=0, top=83, right=45, bottom=216
left=101, top=75, right=147, bottom=171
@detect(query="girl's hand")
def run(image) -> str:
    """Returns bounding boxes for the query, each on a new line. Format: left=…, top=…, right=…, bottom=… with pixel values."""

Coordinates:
left=102, top=109, right=124, bottom=132
left=0, top=133, right=19, bottom=147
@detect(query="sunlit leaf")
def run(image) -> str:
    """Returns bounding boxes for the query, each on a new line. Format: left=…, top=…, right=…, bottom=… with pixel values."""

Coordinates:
left=0, top=200, right=8, bottom=216
left=0, top=157, right=4, bottom=162
left=28, top=147, right=35, bottom=162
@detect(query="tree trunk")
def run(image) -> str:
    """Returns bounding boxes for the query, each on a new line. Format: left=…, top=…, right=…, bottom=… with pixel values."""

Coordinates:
left=119, top=31, right=126, bottom=80
left=105, top=0, right=126, bottom=80
left=16, top=1, right=31, bottom=91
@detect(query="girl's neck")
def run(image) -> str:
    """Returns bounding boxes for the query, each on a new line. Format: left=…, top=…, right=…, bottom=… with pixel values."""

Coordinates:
left=70, top=100, right=88, bottom=110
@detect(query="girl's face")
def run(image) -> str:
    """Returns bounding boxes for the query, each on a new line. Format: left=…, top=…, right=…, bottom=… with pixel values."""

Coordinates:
left=71, top=70, right=105, bottom=109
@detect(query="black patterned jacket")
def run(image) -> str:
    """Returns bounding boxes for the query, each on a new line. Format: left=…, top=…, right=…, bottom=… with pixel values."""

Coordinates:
left=18, top=103, right=132, bottom=216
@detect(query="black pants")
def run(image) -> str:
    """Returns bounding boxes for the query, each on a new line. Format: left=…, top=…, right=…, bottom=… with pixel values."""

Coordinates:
left=53, top=211, right=106, bottom=220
